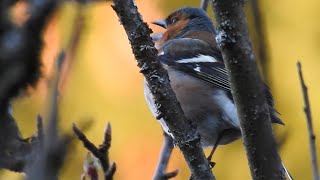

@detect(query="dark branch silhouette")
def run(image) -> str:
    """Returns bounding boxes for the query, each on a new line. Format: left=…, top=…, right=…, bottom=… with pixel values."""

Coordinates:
left=25, top=30, right=73, bottom=180
left=153, top=133, right=178, bottom=180
left=0, top=113, right=40, bottom=172
left=73, top=123, right=116, bottom=180
left=111, top=0, right=214, bottom=179
left=297, top=62, right=319, bottom=180
left=0, top=0, right=83, bottom=176
left=248, top=0, right=270, bottom=82
left=0, top=0, right=57, bottom=109
left=0, top=0, right=58, bottom=172
left=210, top=0, right=285, bottom=179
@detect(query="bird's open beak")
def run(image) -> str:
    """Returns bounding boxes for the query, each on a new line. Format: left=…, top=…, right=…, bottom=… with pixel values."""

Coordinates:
left=152, top=20, right=166, bottom=29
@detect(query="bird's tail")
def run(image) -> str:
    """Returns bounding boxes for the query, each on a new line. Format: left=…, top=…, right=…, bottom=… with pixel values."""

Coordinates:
left=282, top=163, right=294, bottom=180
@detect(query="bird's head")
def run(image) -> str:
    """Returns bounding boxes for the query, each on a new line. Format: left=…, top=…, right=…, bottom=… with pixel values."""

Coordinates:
left=152, top=7, right=216, bottom=43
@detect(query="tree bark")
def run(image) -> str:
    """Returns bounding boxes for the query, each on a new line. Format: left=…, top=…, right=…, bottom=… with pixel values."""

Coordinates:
left=111, top=0, right=214, bottom=179
left=211, top=0, right=285, bottom=179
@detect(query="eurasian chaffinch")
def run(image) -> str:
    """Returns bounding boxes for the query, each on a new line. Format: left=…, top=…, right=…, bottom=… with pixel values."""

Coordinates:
left=144, top=7, right=284, bottom=148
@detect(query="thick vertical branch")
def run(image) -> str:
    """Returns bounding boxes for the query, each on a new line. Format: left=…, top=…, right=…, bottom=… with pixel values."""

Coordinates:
left=211, top=0, right=285, bottom=179
left=111, top=0, right=214, bottom=179
left=26, top=44, right=70, bottom=180
left=297, top=62, right=319, bottom=180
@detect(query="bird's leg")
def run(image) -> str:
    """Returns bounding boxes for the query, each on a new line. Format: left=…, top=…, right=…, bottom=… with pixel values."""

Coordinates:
left=207, top=131, right=225, bottom=168
left=153, top=132, right=179, bottom=180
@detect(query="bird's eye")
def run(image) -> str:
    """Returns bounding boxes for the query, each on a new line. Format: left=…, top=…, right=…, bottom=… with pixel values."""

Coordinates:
left=171, top=18, right=178, bottom=24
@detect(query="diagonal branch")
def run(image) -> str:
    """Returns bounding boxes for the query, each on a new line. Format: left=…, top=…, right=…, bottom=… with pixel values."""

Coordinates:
left=153, top=133, right=178, bottom=180
left=0, top=0, right=84, bottom=175
left=0, top=0, right=58, bottom=173
left=111, top=0, right=214, bottom=179
left=297, top=62, right=319, bottom=180
left=211, top=0, right=285, bottom=179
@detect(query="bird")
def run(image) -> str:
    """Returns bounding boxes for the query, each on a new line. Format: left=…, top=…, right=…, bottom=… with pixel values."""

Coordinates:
left=144, top=7, right=284, bottom=149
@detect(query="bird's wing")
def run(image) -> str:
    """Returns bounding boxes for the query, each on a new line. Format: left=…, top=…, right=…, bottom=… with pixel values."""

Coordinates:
left=160, top=54, right=231, bottom=93
left=159, top=38, right=283, bottom=125
left=160, top=38, right=231, bottom=95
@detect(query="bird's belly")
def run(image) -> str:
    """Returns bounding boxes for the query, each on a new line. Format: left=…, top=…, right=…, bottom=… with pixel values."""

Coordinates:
left=143, top=73, right=241, bottom=147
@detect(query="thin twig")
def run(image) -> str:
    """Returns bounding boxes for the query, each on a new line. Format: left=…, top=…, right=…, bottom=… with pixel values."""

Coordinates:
left=73, top=123, right=116, bottom=180
left=58, top=3, right=85, bottom=91
left=211, top=0, right=285, bottom=179
left=98, top=122, right=113, bottom=178
left=105, top=162, right=117, bottom=180
left=73, top=123, right=107, bottom=169
left=297, top=61, right=319, bottom=180
left=26, top=2, right=86, bottom=177
left=0, top=0, right=84, bottom=175
left=99, top=122, right=112, bottom=155
left=153, top=133, right=178, bottom=180
left=47, top=50, right=66, bottom=142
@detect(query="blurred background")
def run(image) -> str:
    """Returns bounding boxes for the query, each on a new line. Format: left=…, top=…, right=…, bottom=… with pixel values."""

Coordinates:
left=1, top=0, right=320, bottom=179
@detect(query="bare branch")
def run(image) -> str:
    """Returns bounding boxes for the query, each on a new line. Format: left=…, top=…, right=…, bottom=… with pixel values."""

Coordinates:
left=26, top=20, right=72, bottom=179
left=37, top=114, right=44, bottom=147
left=211, top=0, right=285, bottom=179
left=73, top=123, right=106, bottom=167
left=73, top=123, right=116, bottom=180
left=99, top=122, right=112, bottom=155
left=0, top=0, right=58, bottom=173
left=105, top=162, right=117, bottom=180
left=153, top=133, right=178, bottom=180
left=248, top=0, right=270, bottom=81
left=297, top=61, right=319, bottom=180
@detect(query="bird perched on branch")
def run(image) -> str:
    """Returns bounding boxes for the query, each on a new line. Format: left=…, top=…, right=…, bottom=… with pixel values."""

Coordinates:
left=144, top=7, right=293, bottom=180
left=145, top=7, right=283, bottom=149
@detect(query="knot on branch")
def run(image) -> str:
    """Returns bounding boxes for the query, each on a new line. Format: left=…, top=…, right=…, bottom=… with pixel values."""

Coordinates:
left=215, top=19, right=238, bottom=48
left=129, top=23, right=153, bottom=41
left=176, top=133, right=201, bottom=149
